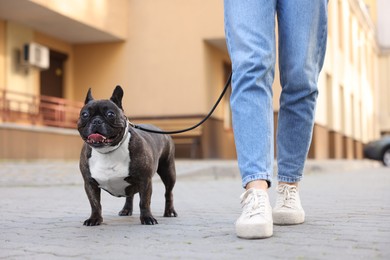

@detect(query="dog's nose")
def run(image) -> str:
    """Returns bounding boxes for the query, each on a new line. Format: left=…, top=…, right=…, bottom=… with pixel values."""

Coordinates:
left=92, top=118, right=103, bottom=125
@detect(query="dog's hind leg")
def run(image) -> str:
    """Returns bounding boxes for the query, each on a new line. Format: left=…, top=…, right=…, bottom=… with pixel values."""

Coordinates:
left=157, top=155, right=178, bottom=217
left=118, top=195, right=134, bottom=216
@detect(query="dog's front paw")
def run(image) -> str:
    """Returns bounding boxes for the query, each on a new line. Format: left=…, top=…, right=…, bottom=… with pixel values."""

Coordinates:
left=164, top=208, right=178, bottom=217
left=83, top=217, right=103, bottom=226
left=140, top=215, right=158, bottom=225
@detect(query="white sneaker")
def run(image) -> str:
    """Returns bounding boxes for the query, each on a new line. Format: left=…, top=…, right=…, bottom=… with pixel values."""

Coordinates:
left=235, top=188, right=273, bottom=239
left=273, top=184, right=305, bottom=225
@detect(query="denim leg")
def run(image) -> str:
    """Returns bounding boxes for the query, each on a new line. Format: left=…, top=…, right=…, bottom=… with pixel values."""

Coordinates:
left=276, top=0, right=328, bottom=183
left=224, top=0, right=277, bottom=188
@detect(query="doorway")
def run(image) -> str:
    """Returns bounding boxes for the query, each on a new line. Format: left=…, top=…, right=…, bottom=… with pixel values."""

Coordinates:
left=40, top=49, right=68, bottom=98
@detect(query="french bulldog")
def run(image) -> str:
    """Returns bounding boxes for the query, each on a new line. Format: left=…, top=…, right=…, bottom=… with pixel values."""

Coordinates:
left=77, top=86, right=177, bottom=226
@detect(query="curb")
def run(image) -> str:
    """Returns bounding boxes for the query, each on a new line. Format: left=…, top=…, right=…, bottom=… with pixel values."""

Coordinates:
left=0, top=159, right=382, bottom=187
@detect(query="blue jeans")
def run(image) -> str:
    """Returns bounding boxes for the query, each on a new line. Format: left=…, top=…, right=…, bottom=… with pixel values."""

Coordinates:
left=224, top=0, right=328, bottom=188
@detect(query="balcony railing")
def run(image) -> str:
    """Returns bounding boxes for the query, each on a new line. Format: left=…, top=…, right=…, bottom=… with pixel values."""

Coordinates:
left=0, top=89, right=83, bottom=129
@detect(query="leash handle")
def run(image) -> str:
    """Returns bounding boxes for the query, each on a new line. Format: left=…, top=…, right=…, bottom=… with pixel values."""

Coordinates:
left=128, top=72, right=232, bottom=135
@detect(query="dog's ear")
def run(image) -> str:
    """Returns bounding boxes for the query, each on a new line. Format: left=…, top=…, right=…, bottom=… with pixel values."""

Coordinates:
left=84, top=88, right=94, bottom=104
left=110, top=85, right=124, bottom=110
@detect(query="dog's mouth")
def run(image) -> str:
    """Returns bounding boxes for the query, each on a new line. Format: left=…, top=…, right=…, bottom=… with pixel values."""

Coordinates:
left=86, top=133, right=113, bottom=145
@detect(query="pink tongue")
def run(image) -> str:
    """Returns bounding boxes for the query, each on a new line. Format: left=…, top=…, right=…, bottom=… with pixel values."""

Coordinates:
left=88, top=133, right=105, bottom=142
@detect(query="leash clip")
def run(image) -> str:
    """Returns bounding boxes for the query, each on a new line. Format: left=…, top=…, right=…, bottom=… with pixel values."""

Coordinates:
left=127, top=119, right=136, bottom=128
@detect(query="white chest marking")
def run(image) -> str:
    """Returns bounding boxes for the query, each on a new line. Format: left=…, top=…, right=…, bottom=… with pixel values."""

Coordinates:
left=89, top=133, right=131, bottom=197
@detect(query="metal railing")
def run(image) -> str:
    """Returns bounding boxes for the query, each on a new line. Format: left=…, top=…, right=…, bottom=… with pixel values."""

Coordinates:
left=0, top=89, right=83, bottom=129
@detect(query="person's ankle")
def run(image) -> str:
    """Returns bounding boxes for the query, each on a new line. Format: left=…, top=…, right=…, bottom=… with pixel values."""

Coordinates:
left=246, top=180, right=268, bottom=191
left=278, top=182, right=298, bottom=187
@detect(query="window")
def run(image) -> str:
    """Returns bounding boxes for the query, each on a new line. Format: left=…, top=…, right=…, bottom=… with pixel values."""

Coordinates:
left=349, top=15, right=354, bottom=62
left=338, top=0, right=344, bottom=51
left=326, top=74, right=333, bottom=127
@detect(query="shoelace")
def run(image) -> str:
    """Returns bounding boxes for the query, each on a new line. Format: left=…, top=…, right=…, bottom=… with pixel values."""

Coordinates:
left=241, top=190, right=266, bottom=217
left=276, top=184, right=298, bottom=208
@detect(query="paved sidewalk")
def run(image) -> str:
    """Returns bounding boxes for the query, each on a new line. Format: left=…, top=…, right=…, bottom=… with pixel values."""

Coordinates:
left=0, top=159, right=389, bottom=259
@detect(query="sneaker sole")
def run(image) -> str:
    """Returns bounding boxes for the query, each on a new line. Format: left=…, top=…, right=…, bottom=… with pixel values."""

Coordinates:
left=236, top=223, right=273, bottom=239
left=272, top=212, right=305, bottom=225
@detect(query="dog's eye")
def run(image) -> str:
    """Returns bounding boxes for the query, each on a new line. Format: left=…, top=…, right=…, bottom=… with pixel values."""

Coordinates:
left=107, top=111, right=116, bottom=118
left=81, top=111, right=89, bottom=118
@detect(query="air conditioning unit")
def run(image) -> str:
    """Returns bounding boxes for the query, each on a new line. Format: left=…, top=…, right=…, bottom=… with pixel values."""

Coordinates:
left=23, top=42, right=50, bottom=70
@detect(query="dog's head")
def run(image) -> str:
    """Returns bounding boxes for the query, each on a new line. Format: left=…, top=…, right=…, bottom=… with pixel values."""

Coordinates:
left=77, top=86, right=128, bottom=150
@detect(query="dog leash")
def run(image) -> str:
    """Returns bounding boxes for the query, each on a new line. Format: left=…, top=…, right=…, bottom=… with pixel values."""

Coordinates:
left=128, top=72, right=232, bottom=135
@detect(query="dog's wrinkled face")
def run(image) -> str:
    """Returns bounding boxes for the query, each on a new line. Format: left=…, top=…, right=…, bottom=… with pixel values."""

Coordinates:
left=77, top=86, right=127, bottom=149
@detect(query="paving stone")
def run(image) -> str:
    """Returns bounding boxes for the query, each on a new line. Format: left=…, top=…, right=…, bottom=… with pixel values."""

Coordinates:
left=0, top=160, right=389, bottom=259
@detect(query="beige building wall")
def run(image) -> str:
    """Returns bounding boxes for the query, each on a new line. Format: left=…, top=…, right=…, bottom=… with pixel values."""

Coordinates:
left=1, top=0, right=389, bottom=160
left=4, top=22, right=38, bottom=96
left=73, top=0, right=226, bottom=118
left=73, top=42, right=128, bottom=103
left=30, top=0, right=128, bottom=41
